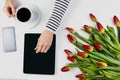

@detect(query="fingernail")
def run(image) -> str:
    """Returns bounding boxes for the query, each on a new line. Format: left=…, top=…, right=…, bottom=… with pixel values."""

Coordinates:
left=41, top=51, right=44, bottom=53
left=36, top=51, right=39, bottom=54
left=44, top=51, right=47, bottom=53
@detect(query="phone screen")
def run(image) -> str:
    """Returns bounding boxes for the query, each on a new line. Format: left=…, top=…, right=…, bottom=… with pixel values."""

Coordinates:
left=2, top=27, right=16, bottom=52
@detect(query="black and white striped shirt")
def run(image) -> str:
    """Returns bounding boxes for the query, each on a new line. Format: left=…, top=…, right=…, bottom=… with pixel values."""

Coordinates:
left=46, top=0, right=71, bottom=33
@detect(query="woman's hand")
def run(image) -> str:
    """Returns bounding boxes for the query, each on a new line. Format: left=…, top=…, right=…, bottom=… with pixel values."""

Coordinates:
left=4, top=0, right=16, bottom=17
left=35, top=29, right=54, bottom=53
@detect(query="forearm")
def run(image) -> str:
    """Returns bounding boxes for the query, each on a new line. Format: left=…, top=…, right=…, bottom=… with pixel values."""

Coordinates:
left=46, top=0, right=71, bottom=32
left=6, top=0, right=13, bottom=1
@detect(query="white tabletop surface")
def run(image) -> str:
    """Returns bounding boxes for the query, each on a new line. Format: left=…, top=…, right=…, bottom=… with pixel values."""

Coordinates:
left=0, top=0, right=120, bottom=80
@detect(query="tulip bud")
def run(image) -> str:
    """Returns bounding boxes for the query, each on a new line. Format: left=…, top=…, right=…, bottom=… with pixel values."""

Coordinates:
left=67, top=34, right=77, bottom=44
left=77, top=52, right=88, bottom=58
left=75, top=74, right=85, bottom=79
left=83, top=25, right=92, bottom=32
left=82, top=44, right=93, bottom=52
left=67, top=56, right=77, bottom=63
left=96, top=22, right=105, bottom=33
left=96, top=62, right=108, bottom=67
left=66, top=27, right=76, bottom=34
left=113, top=15, right=120, bottom=27
left=61, top=66, right=71, bottom=72
left=64, top=49, right=73, bottom=57
left=89, top=13, right=97, bottom=22
left=93, top=42, right=102, bottom=51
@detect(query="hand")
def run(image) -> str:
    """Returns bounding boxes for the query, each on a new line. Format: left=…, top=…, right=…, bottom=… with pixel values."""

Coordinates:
left=35, top=29, right=54, bottom=53
left=4, top=0, right=16, bottom=18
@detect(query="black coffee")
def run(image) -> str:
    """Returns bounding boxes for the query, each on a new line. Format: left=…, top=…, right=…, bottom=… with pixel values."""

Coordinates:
left=17, top=8, right=31, bottom=22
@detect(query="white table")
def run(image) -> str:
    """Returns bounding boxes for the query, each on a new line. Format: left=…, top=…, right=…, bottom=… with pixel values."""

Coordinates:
left=0, top=0, right=120, bottom=80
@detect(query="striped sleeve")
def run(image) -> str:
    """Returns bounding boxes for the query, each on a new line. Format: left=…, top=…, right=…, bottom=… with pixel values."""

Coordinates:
left=46, top=0, right=71, bottom=32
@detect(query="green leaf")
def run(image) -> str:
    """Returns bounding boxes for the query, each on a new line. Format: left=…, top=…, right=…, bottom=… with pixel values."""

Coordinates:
left=88, top=33, right=94, bottom=43
left=99, top=66, right=120, bottom=72
left=102, top=70, right=114, bottom=79
left=74, top=32, right=92, bottom=44
left=83, top=68, right=96, bottom=75
left=117, top=27, right=120, bottom=43
left=107, top=26, right=116, bottom=37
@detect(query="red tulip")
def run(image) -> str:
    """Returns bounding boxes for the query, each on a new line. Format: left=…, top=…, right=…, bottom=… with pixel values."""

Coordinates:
left=66, top=27, right=76, bottom=34
left=67, top=56, right=77, bottom=63
left=64, top=49, right=73, bottom=57
left=67, top=34, right=77, bottom=44
left=77, top=52, right=88, bottom=58
left=89, top=13, right=97, bottom=22
left=113, top=15, right=120, bottom=27
left=96, top=22, right=105, bottom=33
left=96, top=62, right=107, bottom=67
left=75, top=74, right=85, bottom=79
left=93, top=42, right=102, bottom=51
left=61, top=66, right=71, bottom=72
left=82, top=44, right=93, bottom=52
left=83, top=25, right=92, bottom=32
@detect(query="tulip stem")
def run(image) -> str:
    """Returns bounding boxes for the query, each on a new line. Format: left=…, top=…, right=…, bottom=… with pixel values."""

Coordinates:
left=99, top=66, right=120, bottom=72
left=90, top=52, right=120, bottom=66
left=117, top=27, right=120, bottom=43
left=74, top=32, right=92, bottom=45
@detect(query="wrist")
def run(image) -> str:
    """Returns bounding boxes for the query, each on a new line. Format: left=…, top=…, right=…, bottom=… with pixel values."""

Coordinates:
left=44, top=29, right=54, bottom=35
left=6, top=0, right=13, bottom=2
left=44, top=27, right=55, bottom=34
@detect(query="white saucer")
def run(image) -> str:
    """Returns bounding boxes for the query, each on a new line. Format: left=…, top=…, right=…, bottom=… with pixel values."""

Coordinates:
left=14, top=3, right=41, bottom=28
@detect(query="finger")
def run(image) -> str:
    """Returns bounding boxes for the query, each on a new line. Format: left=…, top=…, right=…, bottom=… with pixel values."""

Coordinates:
left=4, top=8, right=11, bottom=17
left=36, top=44, right=43, bottom=53
left=10, top=5, right=16, bottom=16
left=34, top=43, right=39, bottom=50
left=44, top=45, right=51, bottom=53
left=34, top=46, right=38, bottom=52
left=41, top=45, right=47, bottom=53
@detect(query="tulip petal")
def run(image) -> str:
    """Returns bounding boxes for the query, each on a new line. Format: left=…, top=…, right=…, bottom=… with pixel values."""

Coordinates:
left=61, top=66, right=71, bottom=72
left=96, top=62, right=108, bottom=67
left=82, top=44, right=93, bottom=52
left=96, top=22, right=105, bottom=33
left=67, top=56, right=77, bottom=63
left=66, top=27, right=76, bottom=34
left=77, top=52, right=88, bottom=58
left=64, top=49, right=73, bottom=57
left=93, top=42, right=102, bottom=50
left=90, top=13, right=97, bottom=22
left=83, top=25, right=92, bottom=32
left=67, top=34, right=77, bottom=44
left=75, top=74, right=85, bottom=79
left=113, top=15, right=120, bottom=27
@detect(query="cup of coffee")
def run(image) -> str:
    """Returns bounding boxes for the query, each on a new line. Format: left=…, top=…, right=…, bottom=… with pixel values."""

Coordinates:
left=16, top=7, right=31, bottom=22
left=15, top=3, right=40, bottom=23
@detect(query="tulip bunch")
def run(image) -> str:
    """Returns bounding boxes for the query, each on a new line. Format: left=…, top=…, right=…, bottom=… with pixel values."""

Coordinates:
left=61, top=13, right=120, bottom=80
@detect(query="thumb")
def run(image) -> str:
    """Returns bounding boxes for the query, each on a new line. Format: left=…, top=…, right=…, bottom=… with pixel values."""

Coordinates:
left=10, top=5, right=16, bottom=16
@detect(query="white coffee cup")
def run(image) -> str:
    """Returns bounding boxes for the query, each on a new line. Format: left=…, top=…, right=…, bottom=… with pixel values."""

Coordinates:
left=15, top=3, right=41, bottom=28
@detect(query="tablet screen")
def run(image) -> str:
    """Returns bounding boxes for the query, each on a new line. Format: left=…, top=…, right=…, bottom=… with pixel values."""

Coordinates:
left=23, top=33, right=56, bottom=75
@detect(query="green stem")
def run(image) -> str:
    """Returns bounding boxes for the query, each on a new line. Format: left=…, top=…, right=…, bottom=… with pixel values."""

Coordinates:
left=94, top=30, right=120, bottom=51
left=117, top=27, right=120, bottom=43
left=90, top=52, right=120, bottom=66
left=88, top=53, right=106, bottom=62
left=99, top=66, right=120, bottom=72
left=74, top=32, right=92, bottom=44
left=105, top=29, right=120, bottom=48
left=102, top=46, right=116, bottom=58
